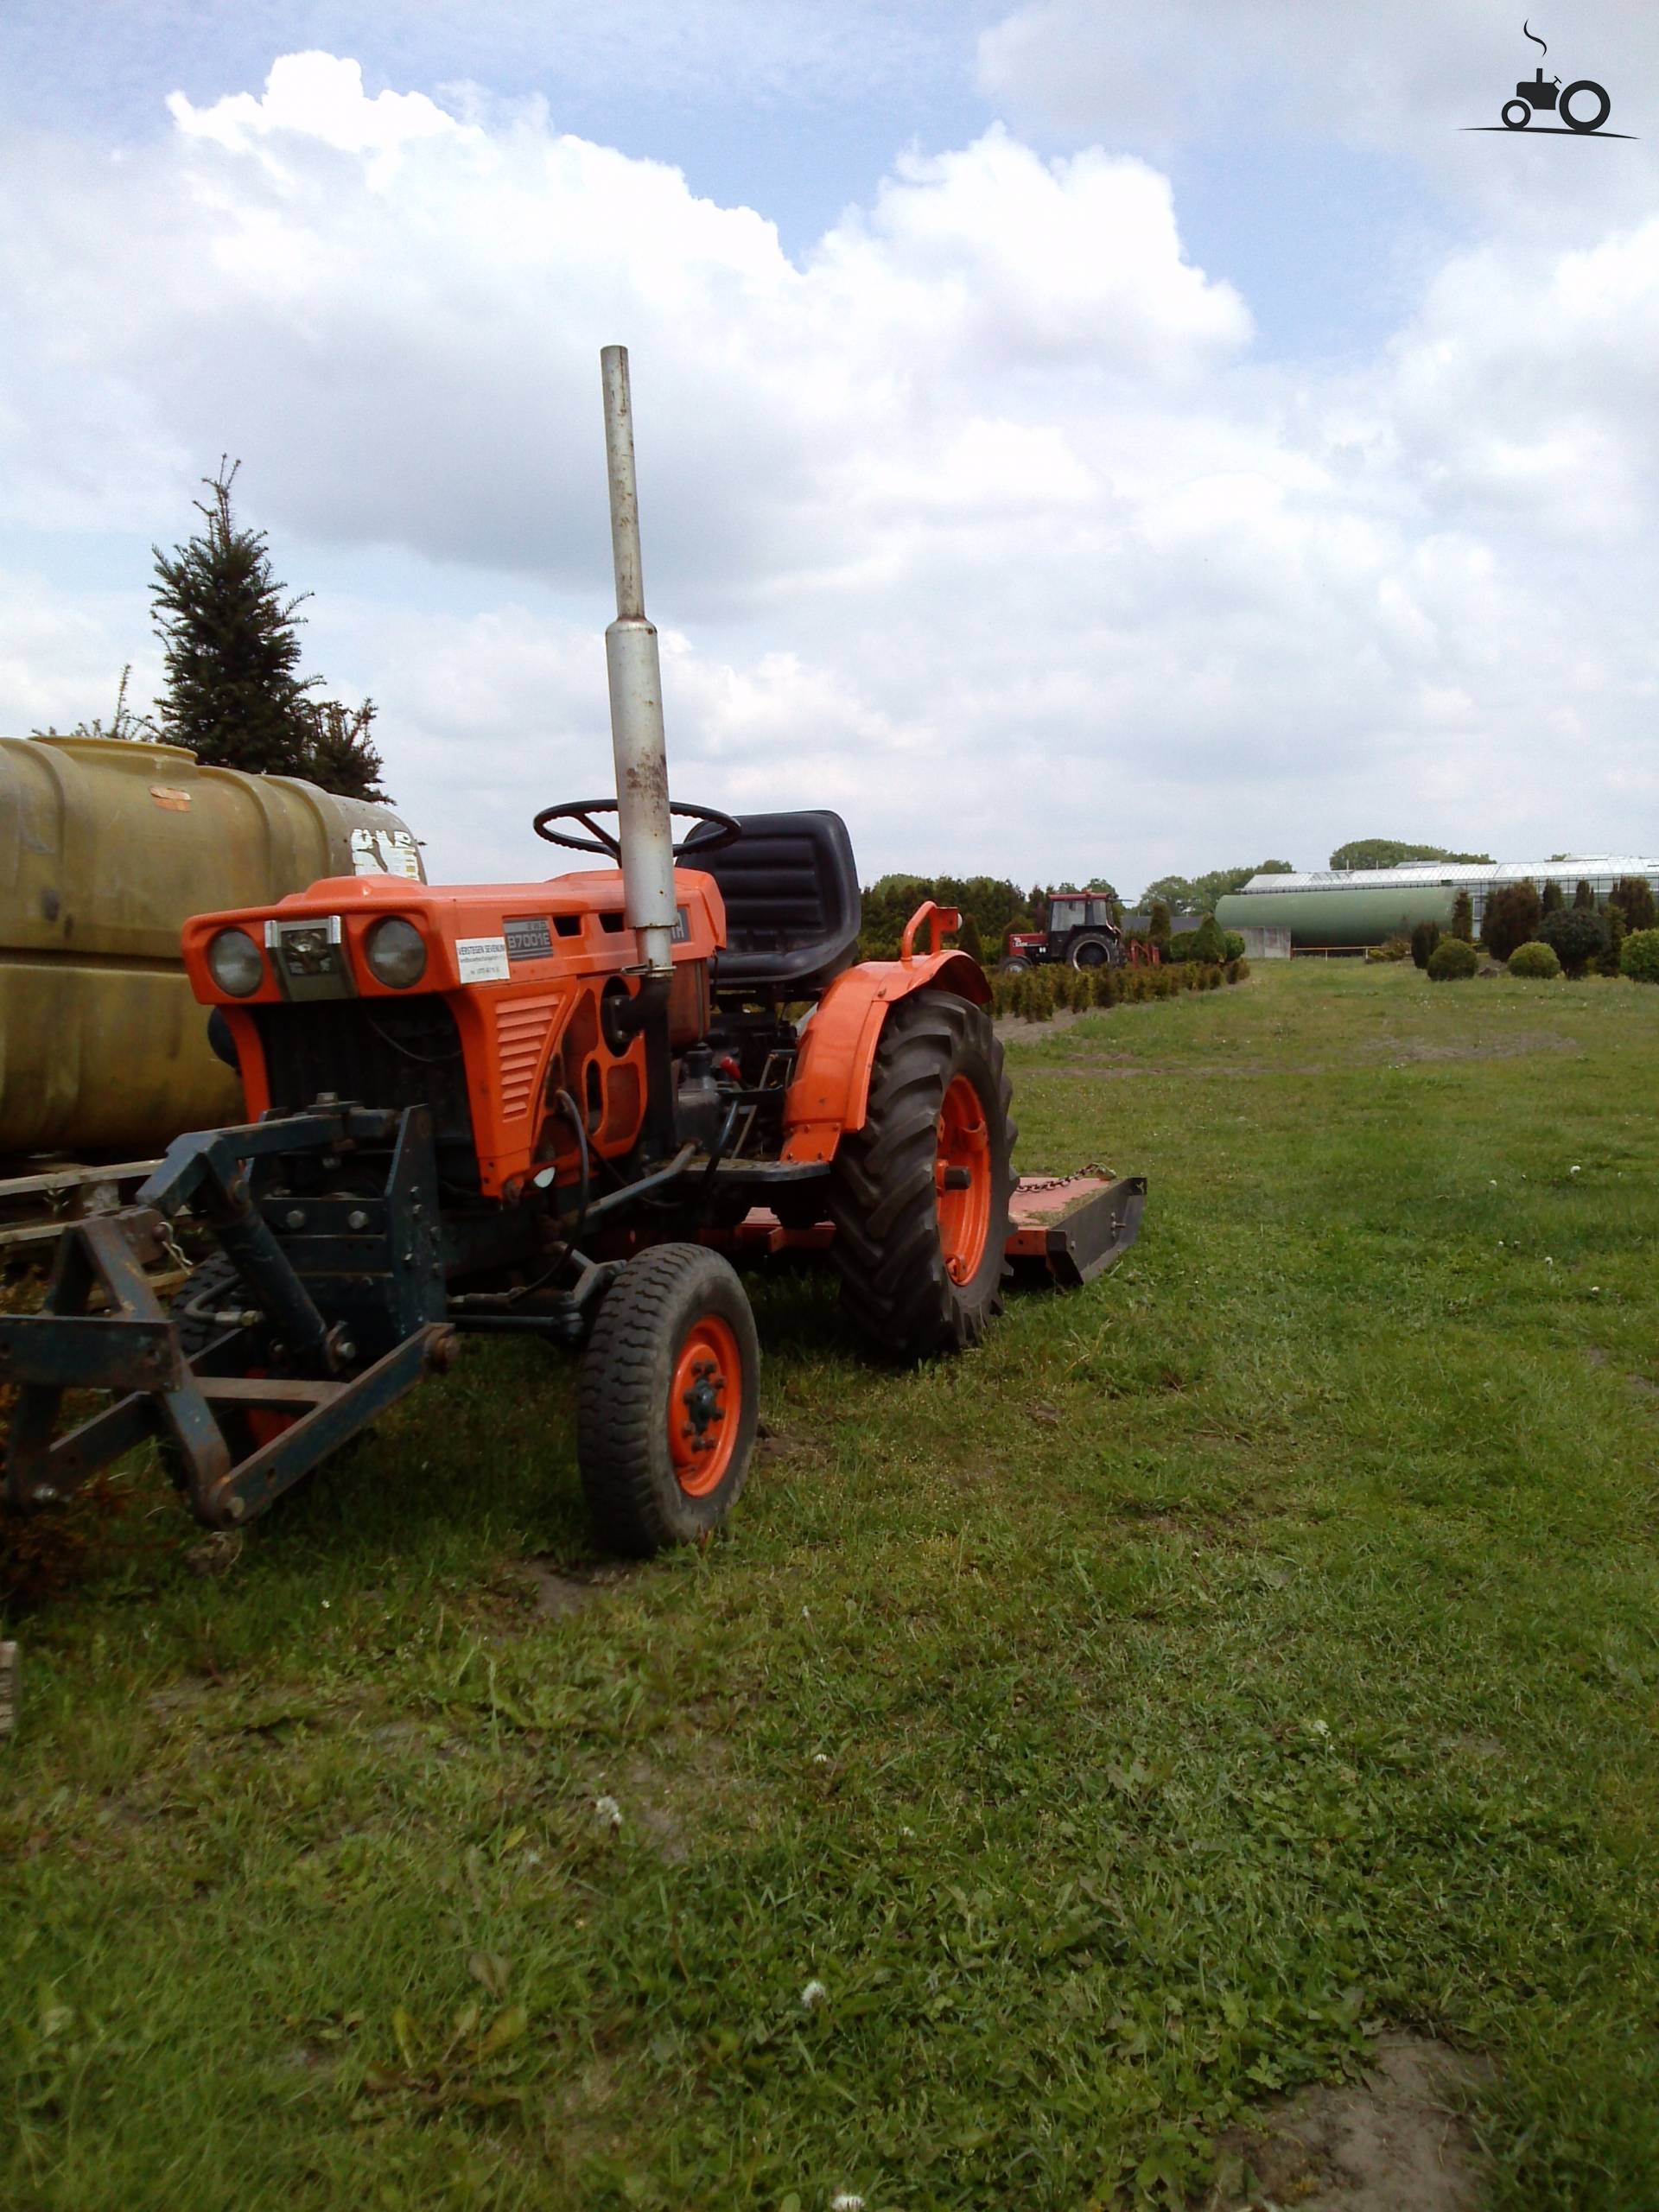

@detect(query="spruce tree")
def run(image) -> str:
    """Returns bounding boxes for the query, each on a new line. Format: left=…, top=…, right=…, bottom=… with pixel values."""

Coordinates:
left=1610, top=876, right=1656, bottom=931
left=1451, top=889, right=1473, bottom=942
left=303, top=699, right=390, bottom=804
left=151, top=461, right=315, bottom=775
left=151, top=461, right=390, bottom=800
left=1541, top=879, right=1564, bottom=914
left=1573, top=879, right=1596, bottom=911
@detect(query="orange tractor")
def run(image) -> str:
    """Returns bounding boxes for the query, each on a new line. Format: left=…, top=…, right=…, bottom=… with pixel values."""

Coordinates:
left=0, top=350, right=1144, bottom=1555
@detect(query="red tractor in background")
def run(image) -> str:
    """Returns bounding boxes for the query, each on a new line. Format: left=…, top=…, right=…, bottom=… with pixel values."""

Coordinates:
left=1, top=350, right=1144, bottom=1559
left=1003, top=891, right=1128, bottom=973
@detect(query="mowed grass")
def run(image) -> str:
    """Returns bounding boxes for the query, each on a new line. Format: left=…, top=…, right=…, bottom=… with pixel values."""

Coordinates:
left=6, top=960, right=1659, bottom=2211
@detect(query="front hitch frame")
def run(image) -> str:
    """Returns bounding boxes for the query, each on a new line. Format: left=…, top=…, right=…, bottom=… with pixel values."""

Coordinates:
left=0, top=1104, right=454, bottom=1529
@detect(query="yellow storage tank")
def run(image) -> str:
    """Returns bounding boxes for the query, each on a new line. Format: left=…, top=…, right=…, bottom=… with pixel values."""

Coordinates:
left=0, top=735, right=425, bottom=1160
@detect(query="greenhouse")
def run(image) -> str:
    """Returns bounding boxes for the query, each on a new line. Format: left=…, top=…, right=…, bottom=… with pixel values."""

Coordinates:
left=1215, top=856, right=1659, bottom=953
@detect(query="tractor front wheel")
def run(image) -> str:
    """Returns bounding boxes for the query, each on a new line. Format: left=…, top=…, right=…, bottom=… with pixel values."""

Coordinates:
left=577, top=1243, right=760, bottom=1555
left=830, top=988, right=1015, bottom=1361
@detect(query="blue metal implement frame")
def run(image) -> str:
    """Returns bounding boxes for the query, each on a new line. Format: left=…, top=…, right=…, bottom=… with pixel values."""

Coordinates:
left=0, top=1104, right=455, bottom=1529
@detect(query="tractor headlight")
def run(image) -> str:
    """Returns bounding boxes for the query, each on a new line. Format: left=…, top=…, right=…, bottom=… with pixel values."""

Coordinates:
left=364, top=915, right=427, bottom=989
left=207, top=926, right=264, bottom=997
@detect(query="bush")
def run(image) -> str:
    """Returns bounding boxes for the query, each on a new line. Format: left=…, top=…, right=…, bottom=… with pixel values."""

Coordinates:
left=1222, top=931, right=1245, bottom=960
left=1409, top=920, right=1440, bottom=969
left=1482, top=880, right=1541, bottom=962
left=1573, top=878, right=1596, bottom=911
left=1368, top=937, right=1410, bottom=963
left=1540, top=906, right=1607, bottom=977
left=1427, top=937, right=1478, bottom=982
left=1451, top=889, right=1474, bottom=942
left=1622, top=928, right=1659, bottom=985
left=1541, top=879, right=1564, bottom=914
left=1188, top=913, right=1226, bottom=963
left=1507, top=941, right=1561, bottom=979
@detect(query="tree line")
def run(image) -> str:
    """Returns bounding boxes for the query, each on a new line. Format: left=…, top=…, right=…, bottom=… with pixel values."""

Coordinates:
left=860, top=861, right=1287, bottom=960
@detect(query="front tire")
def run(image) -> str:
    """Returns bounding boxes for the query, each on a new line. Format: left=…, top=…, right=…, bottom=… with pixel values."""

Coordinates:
left=577, top=1243, right=760, bottom=1556
left=829, top=988, right=1015, bottom=1361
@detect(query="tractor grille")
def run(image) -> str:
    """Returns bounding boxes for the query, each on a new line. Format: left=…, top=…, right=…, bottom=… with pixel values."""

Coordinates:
left=251, top=996, right=480, bottom=1188
left=495, top=994, right=561, bottom=1123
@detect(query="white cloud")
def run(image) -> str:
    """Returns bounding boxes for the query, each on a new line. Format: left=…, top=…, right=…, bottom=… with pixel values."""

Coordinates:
left=2, top=43, right=1657, bottom=893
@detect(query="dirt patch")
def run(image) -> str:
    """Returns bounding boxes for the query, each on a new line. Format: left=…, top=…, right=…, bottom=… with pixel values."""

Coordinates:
left=518, top=1560, right=603, bottom=1620
left=1354, top=1030, right=1580, bottom=1067
left=182, top=1531, right=245, bottom=1580
left=588, top=1736, right=736, bottom=1866
left=145, top=1671, right=222, bottom=1719
left=994, top=1009, right=1088, bottom=1044
left=491, top=1554, right=638, bottom=1623
left=1581, top=1347, right=1659, bottom=1402
left=754, top=1422, right=823, bottom=1465
left=1209, top=2035, right=1489, bottom=2210
left=1006, top=1027, right=1581, bottom=1081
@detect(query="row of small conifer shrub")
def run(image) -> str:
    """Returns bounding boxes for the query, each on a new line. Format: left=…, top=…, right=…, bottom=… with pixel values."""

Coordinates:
left=990, top=957, right=1250, bottom=1022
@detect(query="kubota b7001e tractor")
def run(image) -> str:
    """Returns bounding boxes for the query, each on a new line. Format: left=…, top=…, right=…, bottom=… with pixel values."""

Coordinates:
left=0, top=350, right=1144, bottom=1556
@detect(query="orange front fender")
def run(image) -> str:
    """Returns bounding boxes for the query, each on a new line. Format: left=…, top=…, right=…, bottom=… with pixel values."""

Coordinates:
left=781, top=938, right=990, bottom=1165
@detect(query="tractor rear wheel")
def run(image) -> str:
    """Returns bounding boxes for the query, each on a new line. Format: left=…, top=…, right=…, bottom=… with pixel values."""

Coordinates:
left=829, top=988, right=1014, bottom=1361
left=577, top=1243, right=760, bottom=1555
left=1070, top=934, right=1114, bottom=969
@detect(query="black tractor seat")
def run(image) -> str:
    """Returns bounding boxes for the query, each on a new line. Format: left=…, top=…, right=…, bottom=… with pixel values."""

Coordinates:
left=681, top=809, right=861, bottom=1000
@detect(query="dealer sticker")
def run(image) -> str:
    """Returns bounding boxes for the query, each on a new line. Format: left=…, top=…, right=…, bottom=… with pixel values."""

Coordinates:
left=455, top=936, right=511, bottom=984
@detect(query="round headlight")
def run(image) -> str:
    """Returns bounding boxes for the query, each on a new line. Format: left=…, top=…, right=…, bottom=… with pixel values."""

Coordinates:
left=365, top=915, right=427, bottom=989
left=207, top=926, right=264, bottom=997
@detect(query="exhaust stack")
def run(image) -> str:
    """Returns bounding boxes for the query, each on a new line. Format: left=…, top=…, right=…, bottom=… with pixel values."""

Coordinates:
left=600, top=345, right=677, bottom=979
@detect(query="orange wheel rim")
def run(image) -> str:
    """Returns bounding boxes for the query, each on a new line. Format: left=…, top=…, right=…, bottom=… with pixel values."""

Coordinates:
left=669, top=1316, right=742, bottom=1497
left=936, top=1072, right=992, bottom=1284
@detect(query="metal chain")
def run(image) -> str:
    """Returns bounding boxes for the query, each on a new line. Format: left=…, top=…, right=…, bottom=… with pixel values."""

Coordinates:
left=1015, top=1162, right=1115, bottom=1193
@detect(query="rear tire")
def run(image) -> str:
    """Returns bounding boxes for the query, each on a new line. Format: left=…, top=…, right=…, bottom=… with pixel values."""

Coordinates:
left=1560, top=79, right=1610, bottom=131
left=577, top=1243, right=760, bottom=1556
left=1070, top=935, right=1114, bottom=969
left=829, top=988, right=1015, bottom=1361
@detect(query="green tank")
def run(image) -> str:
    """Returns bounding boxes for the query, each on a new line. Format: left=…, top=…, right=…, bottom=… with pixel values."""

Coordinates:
left=0, top=735, right=423, bottom=1160
left=1215, top=882, right=1459, bottom=950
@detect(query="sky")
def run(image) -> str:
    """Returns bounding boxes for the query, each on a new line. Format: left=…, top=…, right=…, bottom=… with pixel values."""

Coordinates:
left=2, top=0, right=1656, bottom=897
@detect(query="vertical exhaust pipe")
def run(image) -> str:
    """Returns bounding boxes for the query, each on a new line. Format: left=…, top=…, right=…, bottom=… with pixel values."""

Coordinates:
left=601, top=345, right=676, bottom=979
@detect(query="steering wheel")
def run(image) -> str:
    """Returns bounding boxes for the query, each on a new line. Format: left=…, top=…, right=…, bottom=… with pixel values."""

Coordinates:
left=531, top=798, right=742, bottom=858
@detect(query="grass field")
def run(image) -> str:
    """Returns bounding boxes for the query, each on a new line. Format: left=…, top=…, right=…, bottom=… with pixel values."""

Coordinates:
left=6, top=960, right=1659, bottom=2210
